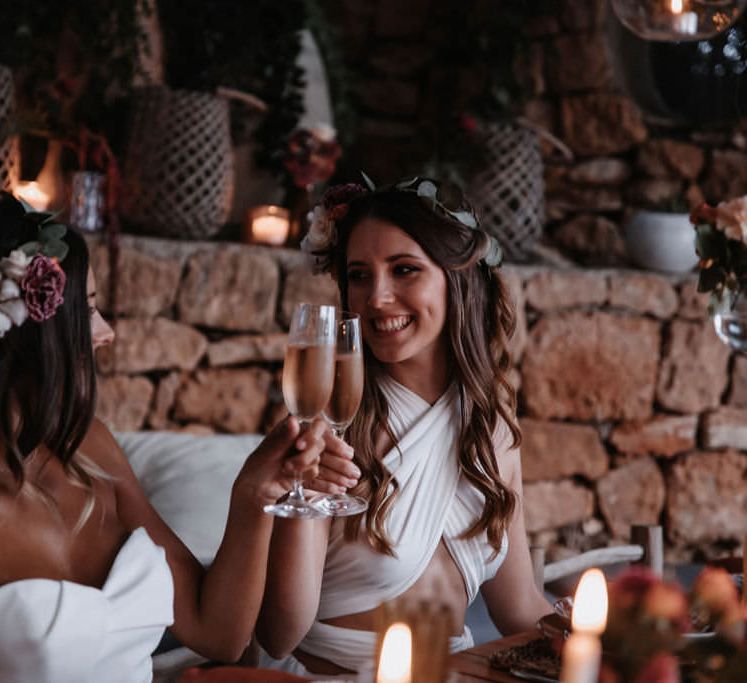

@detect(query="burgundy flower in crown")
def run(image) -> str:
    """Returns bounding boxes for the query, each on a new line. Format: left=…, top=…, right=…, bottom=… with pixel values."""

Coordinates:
left=21, top=254, right=67, bottom=322
left=322, top=183, right=367, bottom=220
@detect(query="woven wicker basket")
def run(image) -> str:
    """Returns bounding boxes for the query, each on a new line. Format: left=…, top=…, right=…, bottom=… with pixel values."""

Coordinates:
left=0, top=65, right=19, bottom=192
left=468, top=121, right=545, bottom=262
left=121, top=87, right=234, bottom=239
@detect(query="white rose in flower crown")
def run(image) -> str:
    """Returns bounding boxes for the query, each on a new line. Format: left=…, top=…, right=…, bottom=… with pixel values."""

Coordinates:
left=715, top=196, right=747, bottom=242
left=301, top=205, right=337, bottom=253
left=0, top=249, right=32, bottom=282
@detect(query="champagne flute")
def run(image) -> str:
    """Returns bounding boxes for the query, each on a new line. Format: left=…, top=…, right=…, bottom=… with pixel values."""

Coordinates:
left=263, top=303, right=336, bottom=518
left=311, top=312, right=368, bottom=517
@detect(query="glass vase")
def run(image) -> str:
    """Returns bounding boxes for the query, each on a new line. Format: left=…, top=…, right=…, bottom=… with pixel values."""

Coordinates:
left=69, top=171, right=105, bottom=232
left=713, top=289, right=747, bottom=352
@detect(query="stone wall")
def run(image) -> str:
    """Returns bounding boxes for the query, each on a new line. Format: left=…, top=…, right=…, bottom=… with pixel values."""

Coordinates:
left=92, top=235, right=747, bottom=562
left=326, top=0, right=747, bottom=266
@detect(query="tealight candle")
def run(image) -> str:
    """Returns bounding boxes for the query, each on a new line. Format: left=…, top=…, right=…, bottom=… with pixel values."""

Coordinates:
left=246, top=205, right=290, bottom=246
left=560, top=568, right=608, bottom=683
left=376, top=622, right=412, bottom=683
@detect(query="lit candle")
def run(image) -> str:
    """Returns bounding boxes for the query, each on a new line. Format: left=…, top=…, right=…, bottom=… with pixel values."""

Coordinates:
left=560, top=568, right=608, bottom=683
left=246, top=205, right=290, bottom=246
left=670, top=0, right=698, bottom=35
left=376, top=622, right=412, bottom=683
left=13, top=181, right=51, bottom=211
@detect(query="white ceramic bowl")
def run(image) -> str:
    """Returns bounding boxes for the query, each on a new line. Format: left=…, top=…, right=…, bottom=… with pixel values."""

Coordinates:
left=624, top=210, right=699, bottom=273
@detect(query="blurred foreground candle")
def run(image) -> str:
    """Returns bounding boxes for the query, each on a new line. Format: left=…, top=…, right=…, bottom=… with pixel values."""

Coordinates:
left=13, top=181, right=50, bottom=210
left=560, top=568, right=608, bottom=683
left=376, top=622, right=411, bottom=683
left=246, top=205, right=290, bottom=246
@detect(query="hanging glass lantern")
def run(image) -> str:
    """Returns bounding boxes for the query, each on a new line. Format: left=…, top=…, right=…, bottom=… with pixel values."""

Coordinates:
left=610, top=0, right=747, bottom=41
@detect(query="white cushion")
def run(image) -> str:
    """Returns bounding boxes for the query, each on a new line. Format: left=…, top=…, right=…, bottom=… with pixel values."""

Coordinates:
left=115, top=431, right=264, bottom=565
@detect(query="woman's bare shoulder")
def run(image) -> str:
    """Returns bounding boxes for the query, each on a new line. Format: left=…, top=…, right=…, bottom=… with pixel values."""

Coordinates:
left=492, top=415, right=521, bottom=482
left=79, top=418, right=132, bottom=477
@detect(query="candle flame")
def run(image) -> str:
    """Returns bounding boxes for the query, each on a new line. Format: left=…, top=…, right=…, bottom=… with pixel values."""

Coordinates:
left=671, top=0, right=683, bottom=14
left=571, top=568, right=608, bottom=635
left=376, top=622, right=412, bottom=683
left=13, top=181, right=50, bottom=211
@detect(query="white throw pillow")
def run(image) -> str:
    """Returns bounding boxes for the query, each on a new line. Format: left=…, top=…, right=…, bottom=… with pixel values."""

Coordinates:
left=115, top=431, right=264, bottom=565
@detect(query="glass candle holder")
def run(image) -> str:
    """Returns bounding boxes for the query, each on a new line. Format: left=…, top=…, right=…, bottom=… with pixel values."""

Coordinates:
left=245, top=205, right=291, bottom=246
left=70, top=171, right=105, bottom=232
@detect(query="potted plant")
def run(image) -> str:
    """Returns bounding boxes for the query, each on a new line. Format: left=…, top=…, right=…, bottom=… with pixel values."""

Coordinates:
left=624, top=198, right=699, bottom=274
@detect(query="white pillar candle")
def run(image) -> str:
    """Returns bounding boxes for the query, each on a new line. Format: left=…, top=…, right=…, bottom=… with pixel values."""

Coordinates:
left=560, top=568, right=608, bottom=683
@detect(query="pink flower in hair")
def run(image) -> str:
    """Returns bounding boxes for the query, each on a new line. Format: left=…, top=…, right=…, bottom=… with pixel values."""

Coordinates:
left=322, top=183, right=367, bottom=220
left=21, top=254, right=66, bottom=322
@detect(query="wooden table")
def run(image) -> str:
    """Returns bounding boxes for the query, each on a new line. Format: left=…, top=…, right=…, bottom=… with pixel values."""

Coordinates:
left=449, top=629, right=544, bottom=682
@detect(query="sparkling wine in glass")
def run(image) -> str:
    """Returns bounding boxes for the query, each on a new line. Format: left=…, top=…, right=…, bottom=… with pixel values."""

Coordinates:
left=312, top=312, right=369, bottom=517
left=263, top=303, right=336, bottom=519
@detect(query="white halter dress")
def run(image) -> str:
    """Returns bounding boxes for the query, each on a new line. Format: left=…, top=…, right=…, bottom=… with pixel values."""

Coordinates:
left=0, top=527, right=174, bottom=683
left=261, top=377, right=509, bottom=675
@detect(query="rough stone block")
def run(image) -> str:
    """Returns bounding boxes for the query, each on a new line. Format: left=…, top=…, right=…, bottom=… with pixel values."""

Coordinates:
left=279, top=268, right=340, bottom=327
left=610, top=415, right=697, bottom=457
left=208, top=332, right=289, bottom=366
left=596, top=457, right=666, bottom=539
left=702, top=149, right=747, bottom=203
left=567, top=158, right=631, bottom=186
left=96, top=318, right=207, bottom=375
left=90, top=243, right=182, bottom=317
left=520, top=418, right=609, bottom=482
left=702, top=406, right=747, bottom=450
left=523, top=480, right=595, bottom=533
left=656, top=319, right=730, bottom=413
left=521, top=311, right=660, bottom=420
left=678, top=278, right=709, bottom=321
left=96, top=375, right=154, bottom=431
left=547, top=33, right=612, bottom=93
left=524, top=270, right=608, bottom=311
left=552, top=214, right=627, bottom=267
left=561, top=94, right=647, bottom=156
left=607, top=272, right=678, bottom=319
left=666, top=450, right=747, bottom=546
left=174, top=368, right=273, bottom=433
left=178, top=249, right=279, bottom=332
left=637, top=139, right=705, bottom=180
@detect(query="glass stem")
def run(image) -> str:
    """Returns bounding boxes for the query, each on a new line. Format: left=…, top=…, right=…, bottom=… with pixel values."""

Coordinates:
left=290, top=478, right=305, bottom=501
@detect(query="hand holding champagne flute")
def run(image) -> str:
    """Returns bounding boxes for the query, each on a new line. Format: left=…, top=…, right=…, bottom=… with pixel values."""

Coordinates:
left=311, top=312, right=368, bottom=516
left=263, top=303, right=336, bottom=518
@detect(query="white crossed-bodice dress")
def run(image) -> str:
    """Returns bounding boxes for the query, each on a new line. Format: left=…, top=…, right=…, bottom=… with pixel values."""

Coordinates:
left=261, top=376, right=510, bottom=675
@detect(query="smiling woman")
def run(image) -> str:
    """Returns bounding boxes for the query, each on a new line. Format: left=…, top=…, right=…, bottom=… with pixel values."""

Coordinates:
left=256, top=177, right=553, bottom=677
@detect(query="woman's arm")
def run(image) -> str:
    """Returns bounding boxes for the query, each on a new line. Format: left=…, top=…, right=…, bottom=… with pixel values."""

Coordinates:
left=480, top=445, right=553, bottom=635
left=254, top=431, right=358, bottom=658
left=88, top=417, right=333, bottom=662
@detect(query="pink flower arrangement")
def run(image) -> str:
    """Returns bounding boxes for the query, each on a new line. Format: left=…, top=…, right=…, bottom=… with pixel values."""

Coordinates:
left=21, top=254, right=66, bottom=322
left=599, top=565, right=747, bottom=682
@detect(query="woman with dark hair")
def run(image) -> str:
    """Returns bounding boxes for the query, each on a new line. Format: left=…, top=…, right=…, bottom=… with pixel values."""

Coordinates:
left=0, top=191, right=358, bottom=682
left=257, top=177, right=552, bottom=676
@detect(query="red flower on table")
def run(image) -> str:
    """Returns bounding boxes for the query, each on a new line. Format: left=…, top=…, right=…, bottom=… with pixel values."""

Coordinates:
left=21, top=254, right=66, bottom=322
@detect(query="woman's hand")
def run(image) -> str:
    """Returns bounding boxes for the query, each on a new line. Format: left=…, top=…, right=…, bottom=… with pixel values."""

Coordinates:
left=306, top=429, right=361, bottom=495
left=234, top=417, right=326, bottom=509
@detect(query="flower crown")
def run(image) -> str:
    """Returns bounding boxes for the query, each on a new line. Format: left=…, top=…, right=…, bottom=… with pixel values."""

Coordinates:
left=301, top=174, right=503, bottom=275
left=0, top=209, right=68, bottom=338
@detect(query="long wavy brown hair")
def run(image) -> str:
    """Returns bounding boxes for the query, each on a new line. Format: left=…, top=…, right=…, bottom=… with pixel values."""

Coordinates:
left=0, top=192, right=100, bottom=527
left=331, top=183, right=521, bottom=556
